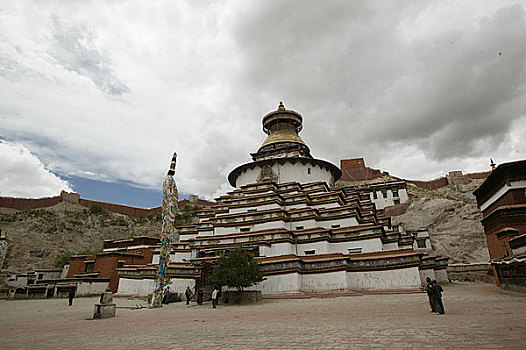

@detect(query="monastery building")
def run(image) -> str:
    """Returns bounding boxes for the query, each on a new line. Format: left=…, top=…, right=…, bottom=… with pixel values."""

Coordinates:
left=117, top=103, right=448, bottom=296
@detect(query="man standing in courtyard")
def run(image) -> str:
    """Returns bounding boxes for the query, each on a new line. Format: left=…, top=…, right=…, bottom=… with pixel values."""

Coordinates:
left=426, top=277, right=436, bottom=313
left=68, top=289, right=75, bottom=306
left=211, top=288, right=218, bottom=308
left=432, top=279, right=445, bottom=315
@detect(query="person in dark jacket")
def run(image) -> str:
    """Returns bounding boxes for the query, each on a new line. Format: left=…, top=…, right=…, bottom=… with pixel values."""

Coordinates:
left=426, top=277, right=436, bottom=312
left=432, top=279, right=445, bottom=314
left=185, top=287, right=193, bottom=305
left=68, top=290, right=75, bottom=306
left=197, top=289, right=204, bottom=305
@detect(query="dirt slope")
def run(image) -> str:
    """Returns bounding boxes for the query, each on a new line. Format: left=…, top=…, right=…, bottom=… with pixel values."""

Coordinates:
left=392, top=179, right=489, bottom=263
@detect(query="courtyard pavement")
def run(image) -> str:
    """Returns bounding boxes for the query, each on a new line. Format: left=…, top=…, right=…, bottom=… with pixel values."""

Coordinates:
left=0, top=282, right=525, bottom=349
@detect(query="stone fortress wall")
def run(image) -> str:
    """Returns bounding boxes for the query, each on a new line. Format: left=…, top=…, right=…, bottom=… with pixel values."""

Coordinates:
left=339, top=157, right=490, bottom=190
left=0, top=191, right=159, bottom=217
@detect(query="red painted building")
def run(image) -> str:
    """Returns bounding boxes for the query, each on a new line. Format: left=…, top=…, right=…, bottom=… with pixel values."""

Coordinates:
left=67, top=236, right=160, bottom=292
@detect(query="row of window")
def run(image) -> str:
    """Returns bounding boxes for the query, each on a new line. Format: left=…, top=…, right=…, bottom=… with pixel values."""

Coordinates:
left=372, top=189, right=400, bottom=199
left=304, top=247, right=362, bottom=255
left=239, top=224, right=341, bottom=233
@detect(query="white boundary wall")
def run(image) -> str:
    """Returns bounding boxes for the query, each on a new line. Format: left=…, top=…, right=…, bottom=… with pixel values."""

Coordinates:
left=76, top=281, right=108, bottom=296
left=346, top=266, right=421, bottom=290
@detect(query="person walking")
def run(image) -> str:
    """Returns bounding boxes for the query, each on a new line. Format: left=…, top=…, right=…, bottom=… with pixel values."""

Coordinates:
left=432, top=279, right=445, bottom=315
left=425, top=277, right=436, bottom=313
left=68, top=289, right=75, bottom=306
left=185, top=287, right=193, bottom=305
left=197, top=288, right=204, bottom=305
left=211, top=288, right=218, bottom=308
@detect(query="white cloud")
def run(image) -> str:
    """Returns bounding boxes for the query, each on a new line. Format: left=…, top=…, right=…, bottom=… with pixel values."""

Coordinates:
left=0, top=0, right=524, bottom=199
left=0, top=140, right=73, bottom=197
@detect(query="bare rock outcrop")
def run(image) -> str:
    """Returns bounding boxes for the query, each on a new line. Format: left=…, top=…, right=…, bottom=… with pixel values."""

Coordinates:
left=392, top=179, right=489, bottom=263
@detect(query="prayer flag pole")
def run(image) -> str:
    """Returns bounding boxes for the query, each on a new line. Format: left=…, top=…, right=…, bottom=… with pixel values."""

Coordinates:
left=151, top=152, right=178, bottom=307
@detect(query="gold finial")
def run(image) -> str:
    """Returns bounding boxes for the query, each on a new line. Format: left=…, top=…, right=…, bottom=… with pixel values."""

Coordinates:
left=278, top=101, right=285, bottom=111
left=490, top=158, right=496, bottom=170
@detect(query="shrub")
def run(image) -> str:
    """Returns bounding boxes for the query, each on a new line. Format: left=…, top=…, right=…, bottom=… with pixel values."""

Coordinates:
left=89, top=204, right=106, bottom=215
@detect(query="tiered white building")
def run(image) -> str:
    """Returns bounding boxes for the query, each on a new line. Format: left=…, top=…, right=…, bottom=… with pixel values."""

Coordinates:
left=118, top=103, right=448, bottom=295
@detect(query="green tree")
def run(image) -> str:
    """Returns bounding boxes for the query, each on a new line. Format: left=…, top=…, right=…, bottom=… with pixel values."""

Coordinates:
left=208, top=247, right=264, bottom=291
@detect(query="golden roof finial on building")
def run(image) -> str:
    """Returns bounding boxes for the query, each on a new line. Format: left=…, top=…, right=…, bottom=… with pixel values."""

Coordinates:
left=490, top=158, right=496, bottom=170
left=278, top=101, right=285, bottom=111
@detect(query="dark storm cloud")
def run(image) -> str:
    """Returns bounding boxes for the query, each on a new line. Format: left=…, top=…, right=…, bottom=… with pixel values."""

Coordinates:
left=1, top=0, right=525, bottom=199
left=50, top=16, right=130, bottom=96
left=231, top=2, right=526, bottom=164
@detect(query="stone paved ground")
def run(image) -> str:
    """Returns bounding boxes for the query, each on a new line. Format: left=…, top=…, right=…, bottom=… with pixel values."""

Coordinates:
left=1, top=282, right=525, bottom=350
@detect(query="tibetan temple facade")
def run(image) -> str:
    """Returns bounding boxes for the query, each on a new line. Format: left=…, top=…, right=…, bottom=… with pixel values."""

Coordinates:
left=473, top=160, right=526, bottom=291
left=117, top=103, right=449, bottom=295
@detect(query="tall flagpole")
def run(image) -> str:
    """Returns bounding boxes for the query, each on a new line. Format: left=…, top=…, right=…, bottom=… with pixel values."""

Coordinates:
left=151, top=152, right=178, bottom=307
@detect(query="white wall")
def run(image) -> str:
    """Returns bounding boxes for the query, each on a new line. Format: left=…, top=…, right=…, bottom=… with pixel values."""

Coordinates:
left=319, top=217, right=359, bottom=229
left=297, top=241, right=329, bottom=255
left=229, top=203, right=281, bottom=214
left=76, top=281, right=108, bottom=296
left=118, top=278, right=156, bottom=295
left=346, top=266, right=421, bottom=290
left=152, top=253, right=178, bottom=265
left=235, top=161, right=334, bottom=188
left=302, top=270, right=347, bottom=292
left=434, top=269, right=449, bottom=284
left=166, top=278, right=195, bottom=295
left=173, top=251, right=192, bottom=262
left=285, top=202, right=308, bottom=210
left=382, top=242, right=399, bottom=251
left=268, top=242, right=295, bottom=256
left=310, top=202, right=341, bottom=210
left=246, top=273, right=302, bottom=294
left=369, top=187, right=409, bottom=210
left=327, top=238, right=382, bottom=254
left=290, top=219, right=317, bottom=230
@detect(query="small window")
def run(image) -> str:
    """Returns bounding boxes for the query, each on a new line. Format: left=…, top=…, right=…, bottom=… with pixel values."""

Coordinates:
left=382, top=190, right=387, bottom=198
left=240, top=227, right=251, bottom=232
left=117, top=261, right=124, bottom=268
left=331, top=224, right=340, bottom=228
left=304, top=249, right=316, bottom=255
left=38, top=275, right=43, bottom=280
left=295, top=226, right=304, bottom=230
left=416, top=239, right=426, bottom=249
left=347, top=248, right=362, bottom=254
left=373, top=191, right=378, bottom=199
left=85, top=262, right=95, bottom=273
left=307, top=168, right=311, bottom=174
left=393, top=198, right=400, bottom=205
left=392, top=189, right=399, bottom=197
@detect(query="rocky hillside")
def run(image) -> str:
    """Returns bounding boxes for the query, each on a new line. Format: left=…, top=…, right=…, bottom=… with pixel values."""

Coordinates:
left=392, top=179, right=489, bottom=263
left=0, top=202, right=201, bottom=274
left=0, top=202, right=162, bottom=273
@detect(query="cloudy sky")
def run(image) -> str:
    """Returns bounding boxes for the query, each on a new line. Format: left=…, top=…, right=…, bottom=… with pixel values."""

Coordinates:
left=1, top=1, right=525, bottom=206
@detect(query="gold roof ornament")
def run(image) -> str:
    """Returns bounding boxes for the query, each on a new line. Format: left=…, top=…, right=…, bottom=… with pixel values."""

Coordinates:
left=258, top=102, right=307, bottom=150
